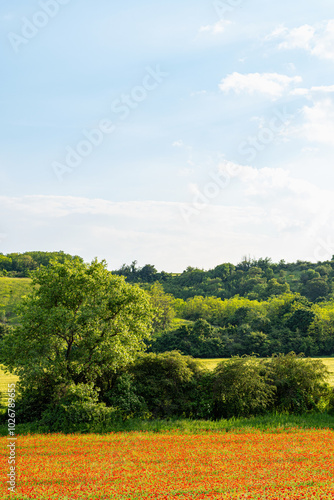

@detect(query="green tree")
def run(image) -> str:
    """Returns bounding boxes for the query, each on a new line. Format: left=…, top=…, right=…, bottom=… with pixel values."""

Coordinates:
left=301, top=278, right=329, bottom=302
left=0, top=258, right=154, bottom=388
left=148, top=282, right=175, bottom=332
left=139, top=264, right=158, bottom=283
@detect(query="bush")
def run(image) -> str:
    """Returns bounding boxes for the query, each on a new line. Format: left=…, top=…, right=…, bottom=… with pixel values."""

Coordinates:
left=190, top=370, right=215, bottom=419
left=213, top=356, right=275, bottom=419
left=264, top=352, right=331, bottom=414
left=10, top=374, right=57, bottom=423
left=128, top=351, right=208, bottom=418
left=40, top=382, right=114, bottom=432
left=103, top=372, right=148, bottom=419
left=328, top=389, right=334, bottom=415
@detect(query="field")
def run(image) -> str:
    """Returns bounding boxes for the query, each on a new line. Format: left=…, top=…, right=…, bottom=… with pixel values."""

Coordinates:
left=1, top=429, right=334, bottom=499
left=0, top=277, right=32, bottom=323
left=199, top=358, right=334, bottom=386
left=0, top=366, right=18, bottom=392
left=0, top=367, right=18, bottom=409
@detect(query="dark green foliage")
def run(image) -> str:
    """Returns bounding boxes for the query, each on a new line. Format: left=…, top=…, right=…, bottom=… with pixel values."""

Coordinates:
left=285, top=308, right=315, bottom=333
left=301, top=278, right=330, bottom=302
left=40, top=383, right=114, bottom=432
left=4, top=352, right=333, bottom=430
left=10, top=374, right=57, bottom=423
left=127, top=351, right=207, bottom=418
left=213, top=356, right=276, bottom=419
left=103, top=373, right=148, bottom=419
left=263, top=353, right=331, bottom=414
left=149, top=319, right=226, bottom=358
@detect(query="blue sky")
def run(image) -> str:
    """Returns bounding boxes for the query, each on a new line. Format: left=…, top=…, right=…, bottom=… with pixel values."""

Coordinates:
left=1, top=0, right=334, bottom=271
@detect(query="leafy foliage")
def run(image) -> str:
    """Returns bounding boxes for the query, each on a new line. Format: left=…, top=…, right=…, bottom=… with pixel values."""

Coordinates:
left=0, top=258, right=156, bottom=426
left=263, top=353, right=332, bottom=413
left=0, top=251, right=83, bottom=277
left=114, top=256, right=334, bottom=303
left=126, top=351, right=207, bottom=418
left=40, top=382, right=114, bottom=432
left=213, top=356, right=276, bottom=419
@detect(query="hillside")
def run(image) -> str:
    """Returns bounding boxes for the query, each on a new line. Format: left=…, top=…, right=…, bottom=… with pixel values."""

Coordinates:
left=0, top=277, right=32, bottom=324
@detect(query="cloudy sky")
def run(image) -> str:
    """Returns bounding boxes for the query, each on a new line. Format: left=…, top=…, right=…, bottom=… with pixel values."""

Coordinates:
left=1, top=0, right=334, bottom=271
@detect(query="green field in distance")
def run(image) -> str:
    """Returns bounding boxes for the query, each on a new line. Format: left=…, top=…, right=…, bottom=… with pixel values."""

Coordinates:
left=199, top=357, right=334, bottom=386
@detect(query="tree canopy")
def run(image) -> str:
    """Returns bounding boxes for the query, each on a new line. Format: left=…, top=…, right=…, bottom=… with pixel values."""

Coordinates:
left=0, top=258, right=154, bottom=386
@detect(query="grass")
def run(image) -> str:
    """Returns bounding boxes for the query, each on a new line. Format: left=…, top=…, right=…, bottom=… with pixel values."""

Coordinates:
left=1, top=412, right=333, bottom=437
left=0, top=366, right=19, bottom=405
left=199, top=357, right=334, bottom=386
left=0, top=277, right=32, bottom=323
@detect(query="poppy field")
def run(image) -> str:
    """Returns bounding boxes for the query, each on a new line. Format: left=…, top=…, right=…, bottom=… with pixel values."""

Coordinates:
left=1, top=428, right=334, bottom=499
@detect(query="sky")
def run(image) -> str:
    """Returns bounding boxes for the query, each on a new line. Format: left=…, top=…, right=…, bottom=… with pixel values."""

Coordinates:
left=1, top=0, right=334, bottom=272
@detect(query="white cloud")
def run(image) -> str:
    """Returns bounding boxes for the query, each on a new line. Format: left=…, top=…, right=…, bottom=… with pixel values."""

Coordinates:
left=311, top=20, right=334, bottom=61
left=199, top=19, right=231, bottom=35
left=300, top=99, right=334, bottom=144
left=290, top=85, right=334, bottom=97
left=311, top=85, right=334, bottom=93
left=190, top=90, right=207, bottom=97
left=282, top=96, right=334, bottom=145
left=270, top=20, right=334, bottom=62
left=2, top=162, right=334, bottom=270
left=278, top=25, right=315, bottom=50
left=219, top=72, right=302, bottom=99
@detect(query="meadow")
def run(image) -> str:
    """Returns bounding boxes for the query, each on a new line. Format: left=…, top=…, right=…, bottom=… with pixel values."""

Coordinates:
left=0, top=277, right=31, bottom=324
left=1, top=429, right=334, bottom=499
left=0, top=366, right=18, bottom=396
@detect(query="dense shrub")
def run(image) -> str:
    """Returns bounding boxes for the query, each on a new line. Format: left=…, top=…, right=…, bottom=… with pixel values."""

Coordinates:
left=213, top=356, right=275, bottom=419
left=127, top=351, right=208, bottom=418
left=40, top=383, right=114, bottom=432
left=10, top=374, right=57, bottom=423
left=190, top=370, right=215, bottom=419
left=103, top=372, right=148, bottom=419
left=3, top=352, right=333, bottom=431
left=263, top=353, right=331, bottom=413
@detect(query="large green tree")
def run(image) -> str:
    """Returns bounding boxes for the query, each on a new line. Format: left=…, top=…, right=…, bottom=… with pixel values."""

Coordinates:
left=0, top=258, right=154, bottom=386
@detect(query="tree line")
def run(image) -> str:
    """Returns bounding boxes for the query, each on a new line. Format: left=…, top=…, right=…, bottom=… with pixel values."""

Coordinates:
left=2, top=252, right=334, bottom=303
left=113, top=256, right=334, bottom=303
